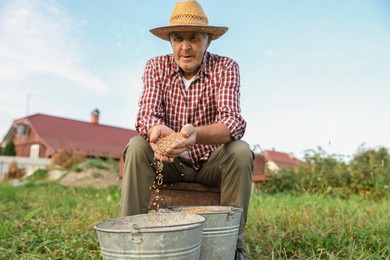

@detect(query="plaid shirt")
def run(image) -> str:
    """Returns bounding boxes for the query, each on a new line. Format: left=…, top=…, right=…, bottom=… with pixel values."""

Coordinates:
left=136, top=51, right=247, bottom=169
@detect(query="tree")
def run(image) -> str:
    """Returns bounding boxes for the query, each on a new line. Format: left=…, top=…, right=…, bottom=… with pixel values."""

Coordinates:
left=1, top=140, right=16, bottom=156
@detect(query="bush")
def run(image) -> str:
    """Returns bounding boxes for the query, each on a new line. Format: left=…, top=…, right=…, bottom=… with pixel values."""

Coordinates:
left=1, top=140, right=16, bottom=156
left=52, top=150, right=85, bottom=170
left=260, top=146, right=390, bottom=199
left=349, top=146, right=390, bottom=196
left=6, top=161, right=25, bottom=180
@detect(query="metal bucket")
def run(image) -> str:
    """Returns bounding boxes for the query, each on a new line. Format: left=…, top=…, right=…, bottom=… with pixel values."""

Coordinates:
left=94, top=212, right=206, bottom=259
left=161, top=206, right=242, bottom=260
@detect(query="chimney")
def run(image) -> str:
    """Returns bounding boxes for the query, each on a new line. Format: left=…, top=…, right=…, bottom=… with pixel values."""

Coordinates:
left=91, top=109, right=100, bottom=124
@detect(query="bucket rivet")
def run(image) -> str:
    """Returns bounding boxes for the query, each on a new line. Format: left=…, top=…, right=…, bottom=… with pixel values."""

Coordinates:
left=130, top=236, right=144, bottom=244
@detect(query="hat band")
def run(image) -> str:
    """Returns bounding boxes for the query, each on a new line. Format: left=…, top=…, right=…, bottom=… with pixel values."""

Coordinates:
left=170, top=13, right=208, bottom=26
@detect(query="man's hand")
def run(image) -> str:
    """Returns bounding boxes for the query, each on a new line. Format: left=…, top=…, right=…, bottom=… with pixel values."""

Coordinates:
left=149, top=124, right=197, bottom=163
left=180, top=124, right=196, bottom=149
left=164, top=124, right=196, bottom=158
left=148, top=125, right=175, bottom=162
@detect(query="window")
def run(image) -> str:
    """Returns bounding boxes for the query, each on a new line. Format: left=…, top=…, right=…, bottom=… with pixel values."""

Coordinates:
left=16, top=124, right=28, bottom=136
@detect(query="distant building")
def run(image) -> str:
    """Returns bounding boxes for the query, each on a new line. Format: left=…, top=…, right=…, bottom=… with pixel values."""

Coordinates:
left=262, top=150, right=302, bottom=172
left=251, top=149, right=302, bottom=183
left=1, top=111, right=138, bottom=160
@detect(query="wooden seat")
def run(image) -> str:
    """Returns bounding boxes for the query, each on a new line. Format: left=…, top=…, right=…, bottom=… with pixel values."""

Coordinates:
left=149, top=182, right=220, bottom=210
left=147, top=174, right=270, bottom=210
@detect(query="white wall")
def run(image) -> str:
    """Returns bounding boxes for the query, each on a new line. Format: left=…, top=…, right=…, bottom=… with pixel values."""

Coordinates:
left=0, top=156, right=51, bottom=181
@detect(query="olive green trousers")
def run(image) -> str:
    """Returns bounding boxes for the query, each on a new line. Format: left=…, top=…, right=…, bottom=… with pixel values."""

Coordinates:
left=120, top=135, right=253, bottom=249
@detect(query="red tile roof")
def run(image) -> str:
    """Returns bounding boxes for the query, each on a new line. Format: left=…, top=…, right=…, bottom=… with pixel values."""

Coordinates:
left=15, top=113, right=138, bottom=158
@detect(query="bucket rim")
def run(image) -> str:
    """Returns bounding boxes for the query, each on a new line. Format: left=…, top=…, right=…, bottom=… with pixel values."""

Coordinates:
left=160, top=206, right=243, bottom=215
left=94, top=212, right=206, bottom=233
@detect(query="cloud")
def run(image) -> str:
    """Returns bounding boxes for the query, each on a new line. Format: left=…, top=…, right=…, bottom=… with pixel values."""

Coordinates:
left=0, top=0, right=108, bottom=93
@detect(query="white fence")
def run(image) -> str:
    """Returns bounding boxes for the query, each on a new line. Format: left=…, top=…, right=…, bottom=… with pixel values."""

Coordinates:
left=0, top=156, right=51, bottom=181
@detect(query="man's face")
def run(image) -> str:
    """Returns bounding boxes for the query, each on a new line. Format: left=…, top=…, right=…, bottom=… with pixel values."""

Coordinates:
left=170, top=32, right=210, bottom=79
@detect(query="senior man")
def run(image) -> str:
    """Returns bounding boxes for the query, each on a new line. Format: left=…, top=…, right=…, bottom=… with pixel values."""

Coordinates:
left=120, top=1, right=253, bottom=259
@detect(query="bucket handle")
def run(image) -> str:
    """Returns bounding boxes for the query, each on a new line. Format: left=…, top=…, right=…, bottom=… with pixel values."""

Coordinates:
left=226, top=207, right=235, bottom=222
left=130, top=224, right=144, bottom=244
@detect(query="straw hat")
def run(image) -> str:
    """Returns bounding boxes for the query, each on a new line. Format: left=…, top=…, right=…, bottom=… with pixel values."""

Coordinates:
left=150, top=0, right=228, bottom=41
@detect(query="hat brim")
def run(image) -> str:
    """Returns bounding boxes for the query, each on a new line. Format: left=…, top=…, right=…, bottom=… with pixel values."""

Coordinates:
left=150, top=25, right=228, bottom=41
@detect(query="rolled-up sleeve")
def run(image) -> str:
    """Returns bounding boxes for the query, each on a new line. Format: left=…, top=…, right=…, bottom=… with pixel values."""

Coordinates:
left=216, top=61, right=247, bottom=140
left=136, top=59, right=165, bottom=140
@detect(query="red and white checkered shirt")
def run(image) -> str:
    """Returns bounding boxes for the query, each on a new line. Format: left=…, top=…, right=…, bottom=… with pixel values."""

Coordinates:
left=136, top=51, right=247, bottom=169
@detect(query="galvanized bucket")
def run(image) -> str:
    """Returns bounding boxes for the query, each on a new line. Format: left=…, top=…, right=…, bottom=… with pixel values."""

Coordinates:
left=161, top=206, right=242, bottom=260
left=94, top=212, right=206, bottom=259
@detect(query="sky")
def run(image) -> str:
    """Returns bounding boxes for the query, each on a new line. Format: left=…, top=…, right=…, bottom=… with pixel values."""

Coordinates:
left=0, top=0, right=389, bottom=160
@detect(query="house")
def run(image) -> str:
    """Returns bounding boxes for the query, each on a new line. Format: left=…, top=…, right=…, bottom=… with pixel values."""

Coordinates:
left=251, top=149, right=302, bottom=183
left=262, top=149, right=302, bottom=172
left=1, top=110, right=138, bottom=160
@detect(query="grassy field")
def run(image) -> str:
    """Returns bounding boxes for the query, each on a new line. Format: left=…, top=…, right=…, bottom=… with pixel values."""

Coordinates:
left=246, top=193, right=389, bottom=259
left=0, top=181, right=389, bottom=259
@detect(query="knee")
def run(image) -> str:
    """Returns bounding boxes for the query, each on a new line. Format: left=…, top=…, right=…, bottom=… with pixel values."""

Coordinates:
left=226, top=140, right=254, bottom=165
left=123, top=135, right=150, bottom=160
left=222, top=141, right=253, bottom=184
left=127, top=135, right=148, bottom=149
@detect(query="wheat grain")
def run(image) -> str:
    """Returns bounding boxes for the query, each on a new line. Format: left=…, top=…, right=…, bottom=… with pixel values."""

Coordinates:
left=155, top=132, right=185, bottom=154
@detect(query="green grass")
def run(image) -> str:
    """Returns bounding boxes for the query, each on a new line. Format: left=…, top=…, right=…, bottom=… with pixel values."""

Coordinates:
left=246, top=192, right=390, bottom=259
left=0, top=182, right=389, bottom=259
left=0, top=182, right=120, bottom=259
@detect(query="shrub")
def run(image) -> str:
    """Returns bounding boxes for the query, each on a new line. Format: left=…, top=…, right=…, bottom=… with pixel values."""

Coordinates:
left=1, top=140, right=16, bottom=156
left=260, top=146, right=390, bottom=199
left=6, top=161, right=25, bottom=180
left=349, top=146, right=390, bottom=196
left=52, top=150, right=85, bottom=170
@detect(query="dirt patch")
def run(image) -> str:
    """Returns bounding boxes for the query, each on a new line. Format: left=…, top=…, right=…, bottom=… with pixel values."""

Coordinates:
left=59, top=168, right=121, bottom=188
